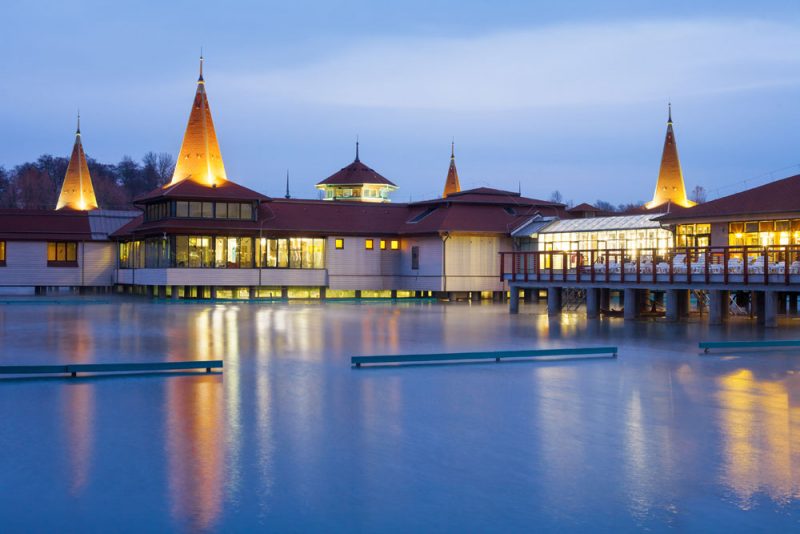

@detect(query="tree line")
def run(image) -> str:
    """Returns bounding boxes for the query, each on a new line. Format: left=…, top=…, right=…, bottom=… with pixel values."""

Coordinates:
left=0, top=152, right=175, bottom=210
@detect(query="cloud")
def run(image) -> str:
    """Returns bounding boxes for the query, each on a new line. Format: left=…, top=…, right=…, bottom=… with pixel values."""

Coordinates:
left=233, top=18, right=800, bottom=111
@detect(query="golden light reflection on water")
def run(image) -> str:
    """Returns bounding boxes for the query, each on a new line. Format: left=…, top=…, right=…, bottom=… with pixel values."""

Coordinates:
left=717, top=368, right=800, bottom=508
left=60, top=313, right=95, bottom=497
left=167, top=376, right=224, bottom=531
left=164, top=305, right=234, bottom=531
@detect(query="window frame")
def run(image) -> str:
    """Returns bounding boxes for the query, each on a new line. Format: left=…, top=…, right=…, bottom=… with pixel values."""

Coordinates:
left=47, top=241, right=79, bottom=267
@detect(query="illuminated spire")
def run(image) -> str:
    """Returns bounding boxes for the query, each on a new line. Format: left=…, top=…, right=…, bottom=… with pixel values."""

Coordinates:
left=169, top=55, right=227, bottom=187
left=56, top=114, right=99, bottom=211
left=442, top=140, right=461, bottom=198
left=645, top=104, right=695, bottom=209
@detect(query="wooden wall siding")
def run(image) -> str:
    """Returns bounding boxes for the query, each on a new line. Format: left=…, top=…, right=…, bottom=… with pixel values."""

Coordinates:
left=116, top=268, right=327, bottom=287
left=443, top=235, right=508, bottom=292
left=0, top=241, right=117, bottom=287
left=326, top=236, right=403, bottom=277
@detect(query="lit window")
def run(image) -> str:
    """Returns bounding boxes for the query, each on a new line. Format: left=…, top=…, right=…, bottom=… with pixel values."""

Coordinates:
left=365, top=239, right=374, bottom=250
left=0, top=240, right=5, bottom=265
left=335, top=238, right=344, bottom=250
left=380, top=240, right=386, bottom=250
left=47, top=241, right=78, bottom=266
left=390, top=240, right=400, bottom=250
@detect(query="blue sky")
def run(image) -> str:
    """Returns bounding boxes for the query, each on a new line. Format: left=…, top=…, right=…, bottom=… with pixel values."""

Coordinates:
left=3, top=0, right=800, bottom=204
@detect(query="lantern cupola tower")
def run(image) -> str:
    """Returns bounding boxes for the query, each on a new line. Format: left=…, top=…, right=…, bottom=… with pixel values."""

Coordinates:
left=56, top=114, right=99, bottom=211
left=645, top=104, right=695, bottom=209
left=169, top=55, right=228, bottom=187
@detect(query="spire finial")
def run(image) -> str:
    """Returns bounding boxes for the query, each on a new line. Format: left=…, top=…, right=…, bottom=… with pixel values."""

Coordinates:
left=285, top=169, right=291, bottom=199
left=76, top=109, right=81, bottom=135
left=451, top=138, right=455, bottom=159
left=355, top=135, right=360, bottom=162
left=668, top=101, right=672, bottom=124
left=199, top=48, right=204, bottom=82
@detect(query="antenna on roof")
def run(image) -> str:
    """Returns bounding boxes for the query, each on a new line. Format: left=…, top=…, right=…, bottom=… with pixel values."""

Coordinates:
left=518, top=181, right=521, bottom=195
left=355, top=135, right=360, bottom=162
left=285, top=169, right=291, bottom=199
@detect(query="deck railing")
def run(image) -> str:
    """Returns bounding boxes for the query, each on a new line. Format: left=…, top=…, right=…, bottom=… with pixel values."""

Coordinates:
left=499, top=246, right=800, bottom=286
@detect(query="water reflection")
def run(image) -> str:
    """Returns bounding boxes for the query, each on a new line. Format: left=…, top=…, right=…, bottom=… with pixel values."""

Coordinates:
left=717, top=368, right=800, bottom=508
left=166, top=376, right=224, bottom=531
left=60, top=313, right=95, bottom=496
left=165, top=306, right=230, bottom=532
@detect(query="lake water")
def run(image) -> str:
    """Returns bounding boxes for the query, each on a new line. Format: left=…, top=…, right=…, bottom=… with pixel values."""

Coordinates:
left=1, top=298, right=800, bottom=532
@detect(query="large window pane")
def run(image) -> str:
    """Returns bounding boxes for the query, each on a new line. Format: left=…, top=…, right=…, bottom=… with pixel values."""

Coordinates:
left=176, top=236, right=188, bottom=267
left=216, top=202, right=228, bottom=219
left=290, top=238, right=302, bottom=268
left=215, top=237, right=227, bottom=268
left=202, top=202, right=213, bottom=218
left=301, top=239, right=313, bottom=269
left=267, top=239, right=278, bottom=268
left=313, top=239, right=325, bottom=268
left=228, top=203, right=241, bottom=220
left=176, top=201, right=189, bottom=217
left=189, top=202, right=202, bottom=218
left=240, top=237, right=252, bottom=268
left=278, top=239, right=288, bottom=268
left=227, top=237, right=239, bottom=268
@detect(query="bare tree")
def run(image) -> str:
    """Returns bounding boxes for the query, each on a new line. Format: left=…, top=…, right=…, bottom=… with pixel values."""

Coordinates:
left=549, top=190, right=564, bottom=204
left=690, top=185, right=706, bottom=204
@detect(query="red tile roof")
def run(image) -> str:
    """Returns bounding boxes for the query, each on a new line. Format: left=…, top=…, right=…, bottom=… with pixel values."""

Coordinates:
left=412, top=187, right=562, bottom=208
left=0, top=209, right=93, bottom=241
left=316, top=159, right=397, bottom=187
left=568, top=202, right=602, bottom=213
left=658, top=174, right=800, bottom=222
left=134, top=179, right=269, bottom=204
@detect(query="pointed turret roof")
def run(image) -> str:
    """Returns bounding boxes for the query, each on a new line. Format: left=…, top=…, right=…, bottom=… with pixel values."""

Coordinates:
left=316, top=142, right=397, bottom=187
left=443, top=141, right=461, bottom=198
left=56, top=115, right=99, bottom=211
left=169, top=56, right=228, bottom=187
left=645, top=104, right=695, bottom=209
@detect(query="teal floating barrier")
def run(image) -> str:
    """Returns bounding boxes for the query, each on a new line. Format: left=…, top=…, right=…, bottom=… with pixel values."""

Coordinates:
left=699, top=340, right=800, bottom=354
left=0, top=360, right=223, bottom=377
left=352, top=347, right=618, bottom=367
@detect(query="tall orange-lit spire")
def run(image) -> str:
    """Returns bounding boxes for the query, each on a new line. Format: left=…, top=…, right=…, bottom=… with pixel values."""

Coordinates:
left=442, top=140, right=461, bottom=198
left=169, top=54, right=228, bottom=187
left=646, top=104, right=695, bottom=209
left=56, top=113, right=99, bottom=211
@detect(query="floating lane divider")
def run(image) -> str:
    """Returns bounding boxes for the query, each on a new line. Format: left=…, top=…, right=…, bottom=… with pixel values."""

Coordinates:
left=352, top=347, right=618, bottom=368
left=0, top=360, right=223, bottom=377
left=699, top=340, right=800, bottom=354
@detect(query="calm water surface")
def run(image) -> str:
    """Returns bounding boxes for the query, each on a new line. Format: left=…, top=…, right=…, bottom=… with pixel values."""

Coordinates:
left=1, top=299, right=800, bottom=532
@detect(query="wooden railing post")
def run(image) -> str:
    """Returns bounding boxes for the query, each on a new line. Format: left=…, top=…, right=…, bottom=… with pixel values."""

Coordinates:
left=500, top=252, right=505, bottom=282
left=723, top=247, right=729, bottom=285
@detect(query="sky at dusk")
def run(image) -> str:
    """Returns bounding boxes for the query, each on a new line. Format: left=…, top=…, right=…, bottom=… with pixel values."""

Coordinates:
left=3, top=0, right=800, bottom=204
